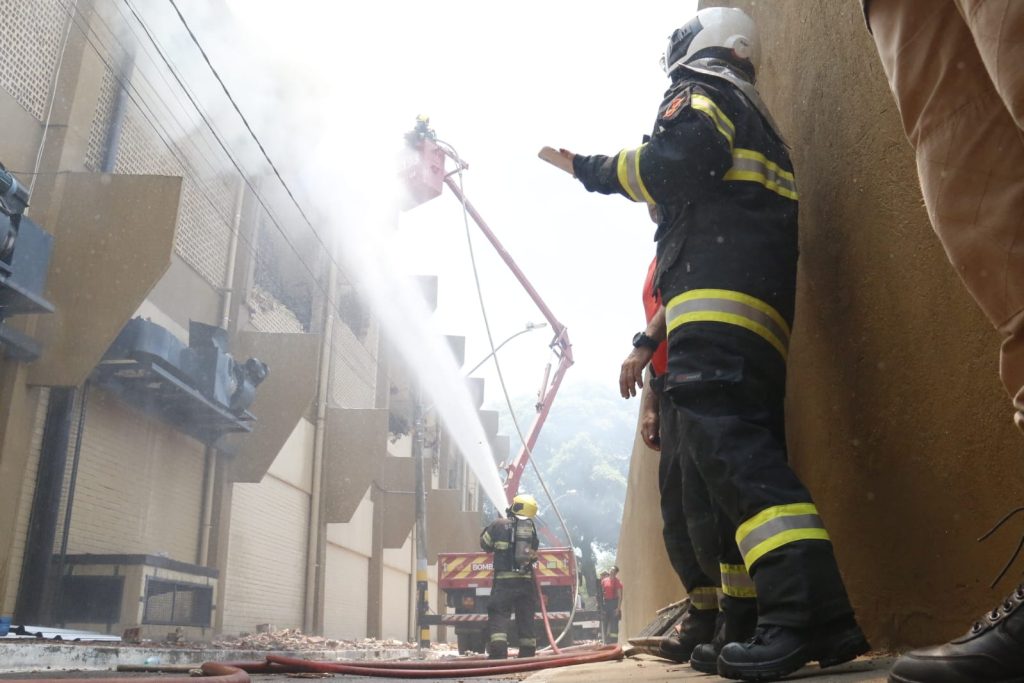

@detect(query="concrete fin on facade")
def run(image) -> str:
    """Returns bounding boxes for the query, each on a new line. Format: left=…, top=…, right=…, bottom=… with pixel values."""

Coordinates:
left=445, top=335, right=466, bottom=367
left=425, top=488, right=482, bottom=563
left=466, top=377, right=485, bottom=409
left=225, top=331, right=320, bottom=481
left=377, top=455, right=414, bottom=548
left=414, top=275, right=438, bottom=313
left=28, top=173, right=182, bottom=387
left=322, top=407, right=389, bottom=523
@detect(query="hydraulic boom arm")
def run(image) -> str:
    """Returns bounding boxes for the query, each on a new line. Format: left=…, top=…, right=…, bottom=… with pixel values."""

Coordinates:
left=401, top=121, right=573, bottom=504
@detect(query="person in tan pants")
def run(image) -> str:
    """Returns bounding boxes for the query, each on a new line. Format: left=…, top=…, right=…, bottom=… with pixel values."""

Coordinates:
left=865, top=1, right=1024, bottom=681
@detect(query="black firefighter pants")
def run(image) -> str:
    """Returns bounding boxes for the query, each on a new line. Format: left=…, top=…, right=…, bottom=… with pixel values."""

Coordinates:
left=487, top=577, right=537, bottom=658
left=659, top=389, right=721, bottom=598
left=667, top=327, right=855, bottom=629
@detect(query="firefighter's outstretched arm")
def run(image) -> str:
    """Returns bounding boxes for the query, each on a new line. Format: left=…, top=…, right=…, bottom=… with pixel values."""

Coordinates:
left=480, top=524, right=496, bottom=552
left=552, top=87, right=733, bottom=208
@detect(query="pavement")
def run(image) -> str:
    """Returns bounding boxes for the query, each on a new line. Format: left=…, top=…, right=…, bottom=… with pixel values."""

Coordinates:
left=522, top=653, right=894, bottom=682
left=0, top=641, right=896, bottom=683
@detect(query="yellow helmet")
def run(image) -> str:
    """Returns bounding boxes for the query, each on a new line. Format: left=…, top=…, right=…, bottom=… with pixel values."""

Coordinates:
left=510, top=493, right=538, bottom=518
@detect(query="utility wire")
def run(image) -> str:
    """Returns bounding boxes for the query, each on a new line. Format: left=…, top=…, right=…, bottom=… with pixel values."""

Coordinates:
left=164, top=0, right=321, bottom=243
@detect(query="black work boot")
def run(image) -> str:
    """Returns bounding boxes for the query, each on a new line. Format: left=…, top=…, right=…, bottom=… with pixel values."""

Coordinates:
left=889, top=583, right=1024, bottom=683
left=690, top=597, right=758, bottom=674
left=486, top=640, right=508, bottom=660
left=717, top=618, right=869, bottom=681
left=658, top=605, right=717, bottom=662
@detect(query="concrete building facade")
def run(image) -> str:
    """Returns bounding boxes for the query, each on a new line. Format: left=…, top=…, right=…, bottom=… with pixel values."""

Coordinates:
left=0, top=0, right=488, bottom=643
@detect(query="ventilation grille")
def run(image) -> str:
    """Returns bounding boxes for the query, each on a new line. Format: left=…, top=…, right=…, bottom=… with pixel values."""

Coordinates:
left=0, top=0, right=66, bottom=122
left=143, top=578, right=212, bottom=627
left=329, top=319, right=377, bottom=409
left=246, top=284, right=305, bottom=334
left=112, top=104, right=232, bottom=288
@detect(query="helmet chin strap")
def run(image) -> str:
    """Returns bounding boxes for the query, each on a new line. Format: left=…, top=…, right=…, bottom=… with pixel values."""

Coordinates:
left=675, top=57, right=788, bottom=147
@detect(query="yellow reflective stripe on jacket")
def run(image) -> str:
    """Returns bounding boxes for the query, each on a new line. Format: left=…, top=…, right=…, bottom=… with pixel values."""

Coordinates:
left=719, top=563, right=757, bottom=599
left=736, top=503, right=831, bottom=569
left=481, top=531, right=492, bottom=546
left=724, top=148, right=798, bottom=200
left=616, top=146, right=655, bottom=205
left=492, top=541, right=510, bottom=550
left=690, top=93, right=735, bottom=149
left=689, top=586, right=719, bottom=610
left=665, top=289, right=790, bottom=360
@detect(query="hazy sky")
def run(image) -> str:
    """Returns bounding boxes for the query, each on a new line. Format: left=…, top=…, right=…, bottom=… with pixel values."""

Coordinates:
left=181, top=0, right=699, bottom=432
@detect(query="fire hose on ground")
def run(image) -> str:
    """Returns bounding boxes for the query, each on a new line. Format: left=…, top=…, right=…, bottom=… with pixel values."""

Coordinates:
left=1, top=645, right=622, bottom=682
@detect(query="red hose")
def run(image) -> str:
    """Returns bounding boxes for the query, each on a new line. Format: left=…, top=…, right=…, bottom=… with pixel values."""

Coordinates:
left=1, top=662, right=249, bottom=683
left=266, top=645, right=622, bottom=677
left=533, top=570, right=563, bottom=654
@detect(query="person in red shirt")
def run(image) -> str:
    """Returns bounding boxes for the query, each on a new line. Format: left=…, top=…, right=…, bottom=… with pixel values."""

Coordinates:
left=621, top=257, right=754, bottom=662
left=600, top=566, right=624, bottom=644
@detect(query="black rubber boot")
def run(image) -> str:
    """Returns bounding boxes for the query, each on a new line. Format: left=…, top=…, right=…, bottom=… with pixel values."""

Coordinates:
left=486, top=640, right=508, bottom=660
left=658, top=606, right=717, bottom=663
left=889, top=583, right=1024, bottom=683
left=717, top=618, right=869, bottom=681
left=690, top=597, right=758, bottom=674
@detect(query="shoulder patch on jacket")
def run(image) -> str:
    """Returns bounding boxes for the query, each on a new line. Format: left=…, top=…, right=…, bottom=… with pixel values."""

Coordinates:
left=661, top=88, right=691, bottom=121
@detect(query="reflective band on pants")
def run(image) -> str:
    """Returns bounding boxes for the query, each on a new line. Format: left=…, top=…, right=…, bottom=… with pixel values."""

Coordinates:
left=689, top=586, right=719, bottom=610
left=736, top=503, right=831, bottom=569
left=719, top=563, right=757, bottom=598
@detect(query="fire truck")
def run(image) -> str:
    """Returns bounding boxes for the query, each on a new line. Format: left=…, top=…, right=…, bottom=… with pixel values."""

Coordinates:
left=437, top=548, right=586, bottom=654
left=401, top=118, right=599, bottom=652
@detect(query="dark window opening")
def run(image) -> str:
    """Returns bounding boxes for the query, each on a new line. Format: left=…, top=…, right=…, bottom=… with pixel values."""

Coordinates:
left=57, top=575, right=124, bottom=624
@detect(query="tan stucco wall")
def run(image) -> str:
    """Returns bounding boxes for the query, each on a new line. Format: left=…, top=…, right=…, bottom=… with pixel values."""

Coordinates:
left=618, top=0, right=1024, bottom=650
left=618, top=394, right=684, bottom=641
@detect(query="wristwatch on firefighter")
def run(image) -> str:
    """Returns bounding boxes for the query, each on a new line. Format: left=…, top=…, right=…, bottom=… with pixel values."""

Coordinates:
left=632, top=331, right=659, bottom=351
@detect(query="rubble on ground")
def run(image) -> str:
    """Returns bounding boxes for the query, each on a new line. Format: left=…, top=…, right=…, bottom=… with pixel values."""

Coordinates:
left=205, top=628, right=453, bottom=652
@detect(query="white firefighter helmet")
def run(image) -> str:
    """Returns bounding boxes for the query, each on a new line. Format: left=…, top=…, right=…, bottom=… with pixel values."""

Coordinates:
left=510, top=493, right=538, bottom=519
left=661, top=7, right=759, bottom=78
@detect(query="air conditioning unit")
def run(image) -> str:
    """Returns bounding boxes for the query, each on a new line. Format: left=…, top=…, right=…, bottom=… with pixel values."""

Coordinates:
left=0, top=166, right=54, bottom=361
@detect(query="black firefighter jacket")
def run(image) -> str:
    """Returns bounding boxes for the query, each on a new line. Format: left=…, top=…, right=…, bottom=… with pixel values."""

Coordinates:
left=572, top=69, right=799, bottom=381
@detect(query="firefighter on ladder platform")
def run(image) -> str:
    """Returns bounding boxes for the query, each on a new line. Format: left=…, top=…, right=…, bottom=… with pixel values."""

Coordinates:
left=480, top=494, right=540, bottom=659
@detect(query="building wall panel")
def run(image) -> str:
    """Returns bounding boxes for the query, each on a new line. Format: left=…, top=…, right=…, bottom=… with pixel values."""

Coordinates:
left=0, top=0, right=67, bottom=121
left=381, top=566, right=410, bottom=641
left=220, top=475, right=308, bottom=635
left=323, top=544, right=368, bottom=640
left=1, top=388, right=49, bottom=615
left=66, top=389, right=204, bottom=561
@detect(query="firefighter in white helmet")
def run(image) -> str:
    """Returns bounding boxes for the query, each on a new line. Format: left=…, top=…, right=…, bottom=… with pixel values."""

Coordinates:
left=552, top=7, right=869, bottom=680
left=480, top=493, right=540, bottom=659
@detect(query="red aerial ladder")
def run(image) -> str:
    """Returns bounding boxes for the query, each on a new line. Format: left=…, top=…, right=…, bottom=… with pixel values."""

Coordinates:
left=401, top=116, right=574, bottom=502
left=401, top=118, right=594, bottom=652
